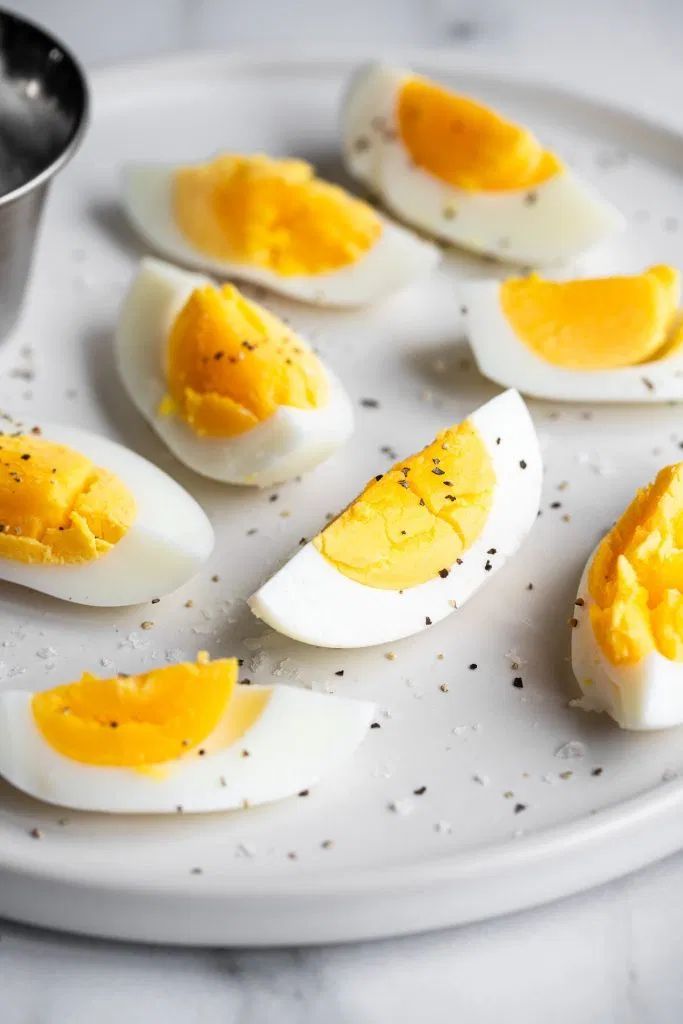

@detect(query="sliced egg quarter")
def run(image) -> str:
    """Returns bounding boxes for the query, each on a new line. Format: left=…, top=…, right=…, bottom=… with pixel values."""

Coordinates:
left=462, top=265, right=683, bottom=402
left=343, top=63, right=623, bottom=265
left=572, top=463, right=683, bottom=730
left=0, top=422, right=212, bottom=605
left=122, top=154, right=439, bottom=306
left=0, top=656, right=374, bottom=813
left=249, top=390, right=542, bottom=648
left=116, top=257, right=354, bottom=486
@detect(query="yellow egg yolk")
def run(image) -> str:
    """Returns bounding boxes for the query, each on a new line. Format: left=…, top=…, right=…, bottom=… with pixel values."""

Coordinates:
left=173, top=154, right=382, bottom=276
left=197, top=686, right=272, bottom=754
left=162, top=283, right=329, bottom=438
left=314, top=419, right=495, bottom=589
left=0, top=434, right=135, bottom=565
left=397, top=75, right=562, bottom=192
left=32, top=654, right=238, bottom=766
left=500, top=266, right=681, bottom=370
left=650, top=312, right=683, bottom=360
left=589, top=464, right=683, bottom=665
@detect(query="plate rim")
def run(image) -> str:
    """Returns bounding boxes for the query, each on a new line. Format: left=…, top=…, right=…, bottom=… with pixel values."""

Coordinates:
left=90, top=47, right=683, bottom=153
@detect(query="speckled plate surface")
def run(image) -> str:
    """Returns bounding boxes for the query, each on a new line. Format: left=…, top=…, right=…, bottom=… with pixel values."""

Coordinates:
left=1, top=52, right=683, bottom=947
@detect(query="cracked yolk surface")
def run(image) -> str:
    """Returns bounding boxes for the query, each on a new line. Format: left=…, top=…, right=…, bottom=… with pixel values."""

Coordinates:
left=589, top=464, right=683, bottom=665
left=397, top=75, right=562, bottom=192
left=33, top=655, right=238, bottom=766
left=163, top=283, right=329, bottom=438
left=173, top=154, right=382, bottom=276
left=314, top=419, right=495, bottom=589
left=501, top=266, right=681, bottom=370
left=0, top=435, right=135, bottom=565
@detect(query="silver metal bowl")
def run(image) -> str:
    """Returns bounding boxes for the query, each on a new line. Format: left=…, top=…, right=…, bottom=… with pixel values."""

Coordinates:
left=0, top=8, right=88, bottom=341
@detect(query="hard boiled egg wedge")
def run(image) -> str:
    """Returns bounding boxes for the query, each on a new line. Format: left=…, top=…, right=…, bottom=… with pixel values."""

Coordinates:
left=462, top=265, right=683, bottom=402
left=122, top=153, right=439, bottom=307
left=0, top=654, right=374, bottom=812
left=249, top=390, right=541, bottom=648
left=572, top=464, right=683, bottom=730
left=0, top=421, right=212, bottom=606
left=116, top=258, right=354, bottom=486
left=343, top=63, right=623, bottom=266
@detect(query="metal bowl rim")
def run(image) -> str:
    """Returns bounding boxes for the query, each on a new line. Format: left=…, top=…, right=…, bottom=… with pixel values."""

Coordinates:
left=0, top=6, right=89, bottom=209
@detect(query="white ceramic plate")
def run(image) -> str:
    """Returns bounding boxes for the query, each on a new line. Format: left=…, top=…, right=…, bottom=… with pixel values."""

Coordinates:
left=1, top=52, right=683, bottom=947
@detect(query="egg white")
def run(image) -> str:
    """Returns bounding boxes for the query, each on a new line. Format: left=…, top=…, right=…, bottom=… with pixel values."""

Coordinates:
left=116, top=257, right=354, bottom=487
left=0, top=684, right=375, bottom=813
left=0, top=421, right=213, bottom=606
left=249, top=389, right=542, bottom=648
left=121, top=163, right=440, bottom=308
left=343, top=63, right=623, bottom=267
left=572, top=553, right=683, bottom=730
left=461, top=279, right=683, bottom=402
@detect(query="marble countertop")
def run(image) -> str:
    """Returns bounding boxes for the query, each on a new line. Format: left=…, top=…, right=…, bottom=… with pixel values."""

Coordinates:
left=3, top=2, right=683, bottom=1021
